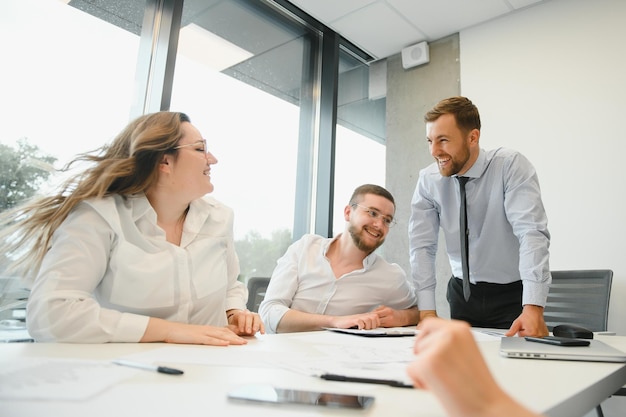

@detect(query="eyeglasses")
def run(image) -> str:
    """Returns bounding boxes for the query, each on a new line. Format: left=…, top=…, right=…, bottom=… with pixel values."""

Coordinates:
left=173, top=140, right=208, bottom=154
left=351, top=204, right=396, bottom=228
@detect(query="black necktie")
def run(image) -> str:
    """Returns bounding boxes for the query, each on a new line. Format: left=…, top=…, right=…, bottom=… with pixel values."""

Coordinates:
left=457, top=176, right=470, bottom=301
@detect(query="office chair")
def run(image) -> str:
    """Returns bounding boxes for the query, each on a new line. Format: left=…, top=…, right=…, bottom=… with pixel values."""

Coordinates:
left=544, top=269, right=616, bottom=417
left=544, top=270, right=612, bottom=332
left=246, top=277, right=270, bottom=313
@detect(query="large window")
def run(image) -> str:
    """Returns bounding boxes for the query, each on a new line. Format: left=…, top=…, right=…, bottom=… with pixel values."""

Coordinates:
left=170, top=0, right=312, bottom=280
left=333, top=50, right=386, bottom=238
left=0, top=0, right=141, bottom=174
left=0, top=0, right=386, bottom=292
left=0, top=0, right=144, bottom=318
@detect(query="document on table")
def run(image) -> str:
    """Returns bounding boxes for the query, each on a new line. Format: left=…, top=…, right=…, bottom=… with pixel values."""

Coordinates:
left=118, top=344, right=306, bottom=368
left=115, top=332, right=418, bottom=386
left=0, top=358, right=137, bottom=400
left=472, top=328, right=506, bottom=341
left=322, top=327, right=417, bottom=337
left=273, top=333, right=417, bottom=385
left=280, top=356, right=415, bottom=386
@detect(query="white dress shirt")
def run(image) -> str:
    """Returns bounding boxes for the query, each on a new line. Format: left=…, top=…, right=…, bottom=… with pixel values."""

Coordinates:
left=26, top=193, right=247, bottom=343
left=259, top=234, right=417, bottom=334
left=409, top=147, right=551, bottom=311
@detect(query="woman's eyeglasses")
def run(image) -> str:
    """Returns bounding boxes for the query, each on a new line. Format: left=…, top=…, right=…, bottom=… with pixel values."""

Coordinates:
left=173, top=140, right=208, bottom=154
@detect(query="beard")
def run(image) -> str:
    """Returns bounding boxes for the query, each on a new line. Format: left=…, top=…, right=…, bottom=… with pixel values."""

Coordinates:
left=438, top=159, right=466, bottom=177
left=348, top=223, right=384, bottom=254
left=437, top=142, right=471, bottom=177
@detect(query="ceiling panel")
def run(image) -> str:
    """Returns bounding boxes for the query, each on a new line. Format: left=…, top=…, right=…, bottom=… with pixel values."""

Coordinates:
left=387, top=0, right=512, bottom=40
left=288, top=0, right=377, bottom=24
left=287, top=0, right=550, bottom=60
left=331, top=2, right=425, bottom=58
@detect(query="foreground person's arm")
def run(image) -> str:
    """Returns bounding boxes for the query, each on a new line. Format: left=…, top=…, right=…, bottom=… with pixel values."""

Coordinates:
left=407, top=318, right=543, bottom=417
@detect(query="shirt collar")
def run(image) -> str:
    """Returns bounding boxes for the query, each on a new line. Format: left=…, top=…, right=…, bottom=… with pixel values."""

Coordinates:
left=457, top=148, right=486, bottom=180
left=128, top=193, right=219, bottom=223
left=322, top=233, right=377, bottom=270
left=128, top=194, right=220, bottom=246
left=130, top=193, right=155, bottom=223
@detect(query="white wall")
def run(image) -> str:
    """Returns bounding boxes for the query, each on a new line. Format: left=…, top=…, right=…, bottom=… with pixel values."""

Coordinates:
left=460, top=0, right=626, bottom=336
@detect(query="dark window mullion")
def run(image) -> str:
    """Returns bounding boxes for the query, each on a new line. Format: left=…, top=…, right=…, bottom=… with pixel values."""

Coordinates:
left=314, top=30, right=339, bottom=237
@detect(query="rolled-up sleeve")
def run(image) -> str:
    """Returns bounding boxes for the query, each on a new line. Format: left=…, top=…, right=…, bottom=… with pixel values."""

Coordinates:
left=258, top=239, right=303, bottom=333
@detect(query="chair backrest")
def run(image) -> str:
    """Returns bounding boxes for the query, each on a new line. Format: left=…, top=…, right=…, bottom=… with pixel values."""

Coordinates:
left=246, top=277, right=270, bottom=313
left=544, top=270, right=613, bottom=332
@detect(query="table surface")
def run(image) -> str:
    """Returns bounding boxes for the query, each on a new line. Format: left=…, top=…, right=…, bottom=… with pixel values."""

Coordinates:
left=1, top=331, right=625, bottom=417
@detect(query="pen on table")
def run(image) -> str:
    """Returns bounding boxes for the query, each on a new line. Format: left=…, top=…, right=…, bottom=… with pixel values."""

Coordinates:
left=113, top=359, right=184, bottom=375
left=320, top=373, right=413, bottom=388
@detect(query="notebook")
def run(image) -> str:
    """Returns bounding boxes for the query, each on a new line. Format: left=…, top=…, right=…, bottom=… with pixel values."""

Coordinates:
left=500, top=336, right=626, bottom=363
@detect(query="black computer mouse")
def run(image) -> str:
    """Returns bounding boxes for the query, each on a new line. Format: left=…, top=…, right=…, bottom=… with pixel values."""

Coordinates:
left=552, top=324, right=594, bottom=339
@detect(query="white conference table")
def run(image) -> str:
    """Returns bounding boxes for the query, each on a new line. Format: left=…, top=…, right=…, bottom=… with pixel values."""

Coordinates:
left=1, top=330, right=625, bottom=417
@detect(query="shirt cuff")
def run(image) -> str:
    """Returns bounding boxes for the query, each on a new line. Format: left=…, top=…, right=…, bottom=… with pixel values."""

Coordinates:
left=522, top=280, right=549, bottom=308
left=266, top=305, right=289, bottom=334
left=114, top=313, right=151, bottom=342
left=416, top=289, right=436, bottom=311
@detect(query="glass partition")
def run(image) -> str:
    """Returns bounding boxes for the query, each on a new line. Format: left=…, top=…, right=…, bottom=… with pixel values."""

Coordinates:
left=332, top=49, right=386, bottom=238
left=170, top=0, right=317, bottom=280
left=0, top=0, right=386, bottom=290
left=0, top=0, right=143, bottom=318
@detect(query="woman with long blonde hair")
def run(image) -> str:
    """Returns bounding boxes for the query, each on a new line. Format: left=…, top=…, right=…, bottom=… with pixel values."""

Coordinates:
left=0, top=111, right=264, bottom=344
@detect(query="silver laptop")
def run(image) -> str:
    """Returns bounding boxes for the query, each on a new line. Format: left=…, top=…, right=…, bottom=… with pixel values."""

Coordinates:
left=500, top=337, right=626, bottom=363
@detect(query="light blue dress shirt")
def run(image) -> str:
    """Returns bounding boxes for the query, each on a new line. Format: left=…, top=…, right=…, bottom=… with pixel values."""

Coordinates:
left=409, top=147, right=551, bottom=311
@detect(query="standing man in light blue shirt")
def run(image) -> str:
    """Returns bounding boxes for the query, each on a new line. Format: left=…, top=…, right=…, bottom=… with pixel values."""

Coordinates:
left=409, top=96, right=550, bottom=337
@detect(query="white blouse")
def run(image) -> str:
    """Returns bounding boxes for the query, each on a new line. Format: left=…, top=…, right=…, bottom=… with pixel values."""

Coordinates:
left=26, top=194, right=247, bottom=343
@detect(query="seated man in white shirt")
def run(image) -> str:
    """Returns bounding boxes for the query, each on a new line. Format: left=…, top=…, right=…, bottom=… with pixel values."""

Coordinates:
left=259, top=184, right=419, bottom=334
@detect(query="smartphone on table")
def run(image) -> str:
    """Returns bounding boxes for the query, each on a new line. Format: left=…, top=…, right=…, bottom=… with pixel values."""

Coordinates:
left=227, top=384, right=374, bottom=409
left=524, top=336, right=590, bottom=346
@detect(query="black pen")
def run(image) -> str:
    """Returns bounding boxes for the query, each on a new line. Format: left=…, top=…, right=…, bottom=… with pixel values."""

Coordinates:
left=320, top=373, right=413, bottom=388
left=113, top=359, right=184, bottom=375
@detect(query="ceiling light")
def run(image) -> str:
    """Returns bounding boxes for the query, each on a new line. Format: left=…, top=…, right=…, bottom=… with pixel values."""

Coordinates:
left=178, top=24, right=253, bottom=72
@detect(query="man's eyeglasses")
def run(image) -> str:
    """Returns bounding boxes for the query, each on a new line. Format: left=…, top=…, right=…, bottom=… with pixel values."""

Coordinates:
left=351, top=204, right=396, bottom=228
left=173, top=140, right=208, bottom=154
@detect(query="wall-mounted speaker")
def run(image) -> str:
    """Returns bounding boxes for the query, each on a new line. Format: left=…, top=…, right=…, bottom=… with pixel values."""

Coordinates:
left=401, top=41, right=429, bottom=69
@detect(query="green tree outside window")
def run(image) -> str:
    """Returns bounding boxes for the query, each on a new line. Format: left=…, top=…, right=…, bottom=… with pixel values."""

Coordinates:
left=0, top=139, right=57, bottom=211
